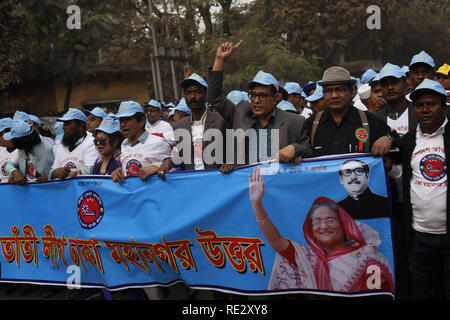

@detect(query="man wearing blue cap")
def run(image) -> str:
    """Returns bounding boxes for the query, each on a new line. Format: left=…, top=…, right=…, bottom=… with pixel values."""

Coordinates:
left=157, top=72, right=229, bottom=178
left=401, top=79, right=449, bottom=299
left=49, top=108, right=99, bottom=180
left=0, top=118, right=18, bottom=183
left=305, top=84, right=326, bottom=114
left=111, top=101, right=172, bottom=182
left=361, top=68, right=377, bottom=84
left=374, top=63, right=418, bottom=299
left=172, top=98, right=192, bottom=123
left=143, top=99, right=175, bottom=144
left=409, top=50, right=436, bottom=90
left=207, top=40, right=312, bottom=165
left=4, top=119, right=54, bottom=184
left=284, top=82, right=312, bottom=118
left=86, top=107, right=108, bottom=133
left=368, top=74, right=388, bottom=113
left=376, top=63, right=418, bottom=136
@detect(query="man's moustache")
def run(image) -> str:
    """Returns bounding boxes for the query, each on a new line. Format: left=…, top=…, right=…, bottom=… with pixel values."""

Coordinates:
left=348, top=179, right=361, bottom=184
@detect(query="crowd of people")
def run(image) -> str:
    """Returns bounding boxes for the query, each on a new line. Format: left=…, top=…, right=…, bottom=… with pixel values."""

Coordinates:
left=0, top=39, right=449, bottom=300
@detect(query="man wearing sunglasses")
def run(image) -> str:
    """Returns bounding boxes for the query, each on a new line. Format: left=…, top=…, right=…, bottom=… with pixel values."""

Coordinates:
left=207, top=40, right=312, bottom=166
left=337, top=159, right=389, bottom=219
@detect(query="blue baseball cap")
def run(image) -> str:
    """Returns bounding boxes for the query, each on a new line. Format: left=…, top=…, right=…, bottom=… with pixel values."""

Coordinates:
left=247, top=70, right=279, bottom=92
left=95, top=117, right=121, bottom=134
left=409, top=50, right=435, bottom=69
left=401, top=65, right=410, bottom=74
left=168, top=110, right=175, bottom=119
left=410, top=79, right=447, bottom=102
left=27, top=114, right=41, bottom=126
left=13, top=110, right=30, bottom=122
left=57, top=108, right=88, bottom=122
left=369, top=73, right=381, bottom=86
left=53, top=122, right=64, bottom=141
left=277, top=100, right=297, bottom=112
left=174, top=98, right=192, bottom=115
left=145, top=99, right=162, bottom=110
left=284, top=82, right=303, bottom=95
left=116, top=100, right=144, bottom=118
left=0, top=118, right=15, bottom=133
left=166, top=102, right=176, bottom=109
left=305, top=84, right=323, bottom=102
left=227, top=90, right=250, bottom=104
left=181, top=73, right=208, bottom=89
left=303, top=82, right=317, bottom=96
left=378, top=63, right=406, bottom=81
left=86, top=107, right=108, bottom=119
left=361, top=69, right=377, bottom=84
left=3, top=120, right=33, bottom=140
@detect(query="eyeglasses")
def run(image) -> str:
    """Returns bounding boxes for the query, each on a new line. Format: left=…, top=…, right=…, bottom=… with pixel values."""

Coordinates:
left=93, top=138, right=108, bottom=146
left=311, top=217, right=338, bottom=227
left=323, top=87, right=349, bottom=96
left=340, top=167, right=366, bottom=177
left=145, top=108, right=160, bottom=113
left=248, top=92, right=275, bottom=101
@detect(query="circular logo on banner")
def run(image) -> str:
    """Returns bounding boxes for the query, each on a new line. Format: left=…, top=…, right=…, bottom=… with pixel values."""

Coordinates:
left=126, top=159, right=142, bottom=177
left=26, top=163, right=35, bottom=180
left=420, top=154, right=447, bottom=181
left=77, top=190, right=104, bottom=229
left=355, top=128, right=369, bottom=142
left=64, top=162, right=77, bottom=171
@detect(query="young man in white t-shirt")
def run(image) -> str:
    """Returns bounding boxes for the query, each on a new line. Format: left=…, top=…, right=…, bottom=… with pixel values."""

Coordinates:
left=111, top=101, right=172, bottom=183
left=49, top=108, right=99, bottom=179
left=402, top=79, right=450, bottom=299
left=143, top=99, right=175, bottom=145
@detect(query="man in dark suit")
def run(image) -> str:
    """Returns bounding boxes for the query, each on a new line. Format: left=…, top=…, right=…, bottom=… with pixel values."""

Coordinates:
left=337, top=159, right=389, bottom=220
left=157, top=73, right=232, bottom=178
left=206, top=40, right=312, bottom=166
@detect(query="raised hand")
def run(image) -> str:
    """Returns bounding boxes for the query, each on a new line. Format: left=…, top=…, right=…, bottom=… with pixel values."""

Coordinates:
left=212, top=40, right=243, bottom=71
left=216, top=40, right=243, bottom=60
left=248, top=166, right=265, bottom=204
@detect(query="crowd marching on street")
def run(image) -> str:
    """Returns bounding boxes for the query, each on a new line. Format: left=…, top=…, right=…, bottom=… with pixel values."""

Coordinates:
left=0, top=40, right=449, bottom=300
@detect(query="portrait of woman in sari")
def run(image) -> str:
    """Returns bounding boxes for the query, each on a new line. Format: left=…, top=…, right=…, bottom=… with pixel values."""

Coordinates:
left=248, top=166, right=394, bottom=293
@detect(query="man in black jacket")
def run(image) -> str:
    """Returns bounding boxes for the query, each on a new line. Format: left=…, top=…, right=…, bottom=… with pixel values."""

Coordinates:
left=402, top=79, right=450, bottom=299
left=375, top=63, right=418, bottom=299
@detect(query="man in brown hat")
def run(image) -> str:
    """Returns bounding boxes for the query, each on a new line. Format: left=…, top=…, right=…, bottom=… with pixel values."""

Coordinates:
left=306, top=66, right=399, bottom=158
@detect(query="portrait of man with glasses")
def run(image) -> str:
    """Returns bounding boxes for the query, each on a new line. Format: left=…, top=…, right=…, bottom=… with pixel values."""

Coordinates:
left=337, top=159, right=389, bottom=219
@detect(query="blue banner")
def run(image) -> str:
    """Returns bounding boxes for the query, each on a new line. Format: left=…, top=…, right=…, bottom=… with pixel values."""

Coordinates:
left=0, top=154, right=394, bottom=297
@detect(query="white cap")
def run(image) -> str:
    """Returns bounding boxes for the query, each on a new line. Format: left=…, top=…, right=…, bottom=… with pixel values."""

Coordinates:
left=358, top=83, right=371, bottom=100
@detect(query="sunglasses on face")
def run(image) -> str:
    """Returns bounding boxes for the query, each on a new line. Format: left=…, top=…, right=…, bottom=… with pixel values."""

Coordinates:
left=93, top=138, right=108, bottom=146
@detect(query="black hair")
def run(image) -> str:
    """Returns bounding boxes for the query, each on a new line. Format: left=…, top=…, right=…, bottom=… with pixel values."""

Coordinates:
left=310, top=201, right=339, bottom=219
left=338, top=159, right=369, bottom=177
left=413, top=90, right=447, bottom=108
left=12, top=130, right=41, bottom=152
left=94, top=130, right=124, bottom=151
